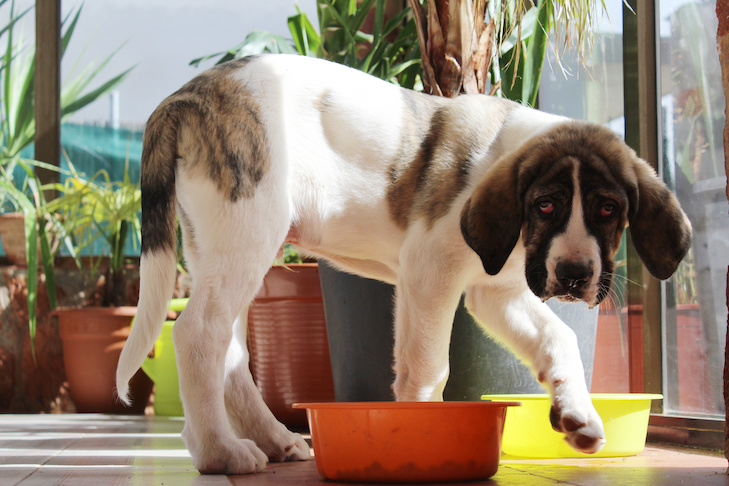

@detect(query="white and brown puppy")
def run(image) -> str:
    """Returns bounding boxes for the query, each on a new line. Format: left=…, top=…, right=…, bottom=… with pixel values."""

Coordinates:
left=116, top=54, right=691, bottom=475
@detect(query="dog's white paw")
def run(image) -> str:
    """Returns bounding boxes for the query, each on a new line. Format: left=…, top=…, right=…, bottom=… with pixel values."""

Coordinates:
left=549, top=394, right=606, bottom=454
left=247, top=422, right=312, bottom=463
left=183, top=428, right=268, bottom=475
left=267, top=431, right=311, bottom=462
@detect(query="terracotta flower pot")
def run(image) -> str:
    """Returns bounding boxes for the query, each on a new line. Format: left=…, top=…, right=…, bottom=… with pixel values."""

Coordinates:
left=55, top=306, right=153, bottom=413
left=597, top=304, right=711, bottom=413
left=0, top=212, right=62, bottom=267
left=674, top=304, right=706, bottom=412
left=0, top=213, right=29, bottom=266
left=247, top=263, right=335, bottom=429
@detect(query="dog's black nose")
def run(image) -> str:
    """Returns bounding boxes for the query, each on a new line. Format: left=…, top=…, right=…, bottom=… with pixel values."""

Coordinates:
left=556, top=261, right=592, bottom=290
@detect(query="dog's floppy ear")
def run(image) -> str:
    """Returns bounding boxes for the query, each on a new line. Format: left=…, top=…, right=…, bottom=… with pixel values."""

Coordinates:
left=460, top=161, right=523, bottom=275
left=627, top=157, right=692, bottom=280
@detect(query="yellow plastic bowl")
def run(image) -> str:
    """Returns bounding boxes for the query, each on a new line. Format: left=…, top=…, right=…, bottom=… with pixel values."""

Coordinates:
left=138, top=298, right=188, bottom=416
left=482, top=393, right=662, bottom=458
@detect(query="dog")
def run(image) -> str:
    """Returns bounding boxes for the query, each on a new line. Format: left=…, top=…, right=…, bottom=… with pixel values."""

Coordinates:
left=116, top=54, right=692, bottom=475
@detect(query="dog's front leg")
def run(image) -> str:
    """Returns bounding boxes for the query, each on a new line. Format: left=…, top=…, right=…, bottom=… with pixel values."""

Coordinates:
left=392, top=270, right=465, bottom=402
left=465, top=284, right=606, bottom=454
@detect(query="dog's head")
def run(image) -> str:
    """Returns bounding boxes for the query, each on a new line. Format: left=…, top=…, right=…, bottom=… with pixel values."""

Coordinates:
left=460, top=121, right=692, bottom=306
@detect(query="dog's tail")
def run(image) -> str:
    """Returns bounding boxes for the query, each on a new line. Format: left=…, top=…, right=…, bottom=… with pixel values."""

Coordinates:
left=116, top=104, right=180, bottom=405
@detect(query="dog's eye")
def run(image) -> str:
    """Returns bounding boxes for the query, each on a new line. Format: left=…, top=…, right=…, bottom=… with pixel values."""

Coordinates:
left=600, top=203, right=616, bottom=218
left=538, top=201, right=554, bottom=215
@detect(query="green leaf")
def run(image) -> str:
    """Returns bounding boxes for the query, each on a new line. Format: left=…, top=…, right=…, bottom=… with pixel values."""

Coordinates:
left=320, top=0, right=364, bottom=56
left=238, top=31, right=297, bottom=56
left=38, top=218, right=57, bottom=310
left=23, top=207, right=38, bottom=361
left=0, top=3, right=31, bottom=42
left=189, top=49, right=229, bottom=67
left=61, top=66, right=133, bottom=117
left=361, top=0, right=386, bottom=72
left=521, top=0, right=552, bottom=107
left=347, top=0, right=377, bottom=34
left=60, top=5, right=82, bottom=59
left=288, top=11, right=321, bottom=56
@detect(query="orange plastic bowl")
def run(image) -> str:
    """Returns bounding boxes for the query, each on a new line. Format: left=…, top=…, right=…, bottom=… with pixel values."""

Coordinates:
left=293, top=401, right=519, bottom=483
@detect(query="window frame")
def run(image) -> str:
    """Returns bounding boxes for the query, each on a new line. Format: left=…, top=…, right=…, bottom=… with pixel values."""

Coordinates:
left=623, top=0, right=726, bottom=450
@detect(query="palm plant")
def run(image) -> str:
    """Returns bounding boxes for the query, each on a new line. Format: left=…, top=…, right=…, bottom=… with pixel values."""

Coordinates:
left=289, top=0, right=422, bottom=88
left=192, top=0, right=422, bottom=90
left=49, top=161, right=141, bottom=307
left=408, top=0, right=605, bottom=103
left=194, top=0, right=603, bottom=104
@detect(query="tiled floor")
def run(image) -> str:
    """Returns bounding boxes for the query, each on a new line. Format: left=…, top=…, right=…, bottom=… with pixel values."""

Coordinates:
left=1, top=414, right=727, bottom=485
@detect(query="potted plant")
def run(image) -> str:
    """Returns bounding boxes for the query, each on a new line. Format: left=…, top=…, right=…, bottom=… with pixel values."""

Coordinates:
left=0, top=1, right=133, bottom=356
left=245, top=245, right=335, bottom=429
left=50, top=163, right=152, bottom=413
left=0, top=2, right=138, bottom=414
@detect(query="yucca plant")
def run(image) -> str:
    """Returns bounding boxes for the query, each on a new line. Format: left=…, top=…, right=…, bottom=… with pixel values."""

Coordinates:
left=494, top=0, right=552, bottom=105
left=0, top=0, right=134, bottom=355
left=1, top=2, right=133, bottom=162
left=0, top=157, right=67, bottom=358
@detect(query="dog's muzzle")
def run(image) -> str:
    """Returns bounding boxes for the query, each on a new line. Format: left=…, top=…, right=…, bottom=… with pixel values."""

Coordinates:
left=546, top=260, right=598, bottom=304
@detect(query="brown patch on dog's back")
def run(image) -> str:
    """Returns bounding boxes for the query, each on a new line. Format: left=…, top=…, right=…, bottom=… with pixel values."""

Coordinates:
left=314, top=89, right=335, bottom=113
left=387, top=90, right=442, bottom=229
left=149, top=58, right=270, bottom=203
left=387, top=100, right=445, bottom=229
left=140, top=57, right=268, bottom=254
left=387, top=93, right=515, bottom=230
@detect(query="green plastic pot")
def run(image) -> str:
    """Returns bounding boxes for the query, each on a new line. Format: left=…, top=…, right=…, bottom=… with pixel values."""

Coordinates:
left=140, top=298, right=188, bottom=416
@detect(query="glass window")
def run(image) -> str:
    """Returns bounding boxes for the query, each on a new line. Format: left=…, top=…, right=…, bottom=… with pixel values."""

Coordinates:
left=659, top=0, right=727, bottom=418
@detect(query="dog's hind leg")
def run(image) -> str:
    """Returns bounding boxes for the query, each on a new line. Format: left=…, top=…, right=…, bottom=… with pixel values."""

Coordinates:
left=173, top=173, right=296, bottom=474
left=223, top=311, right=311, bottom=462
left=175, top=288, right=268, bottom=474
